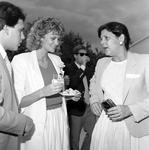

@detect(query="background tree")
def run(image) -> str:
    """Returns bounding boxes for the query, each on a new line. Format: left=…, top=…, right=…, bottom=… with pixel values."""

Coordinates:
left=59, top=31, right=84, bottom=65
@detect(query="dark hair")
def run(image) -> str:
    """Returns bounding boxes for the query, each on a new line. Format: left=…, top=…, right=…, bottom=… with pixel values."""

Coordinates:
left=26, top=17, right=65, bottom=51
left=98, top=22, right=131, bottom=50
left=73, top=45, right=87, bottom=54
left=0, top=1, right=26, bottom=30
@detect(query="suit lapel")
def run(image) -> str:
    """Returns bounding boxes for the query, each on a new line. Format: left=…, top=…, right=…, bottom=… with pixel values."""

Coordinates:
left=97, top=58, right=111, bottom=101
left=30, top=52, right=62, bottom=90
left=31, top=51, right=44, bottom=90
left=0, top=53, right=19, bottom=107
left=123, top=52, right=137, bottom=103
left=72, top=62, right=79, bottom=70
left=0, top=54, right=12, bottom=81
left=48, top=53, right=62, bottom=75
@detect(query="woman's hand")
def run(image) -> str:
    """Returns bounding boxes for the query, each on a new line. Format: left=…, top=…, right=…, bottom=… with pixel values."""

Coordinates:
left=40, top=83, right=63, bottom=98
left=90, top=102, right=102, bottom=116
left=106, top=105, right=133, bottom=122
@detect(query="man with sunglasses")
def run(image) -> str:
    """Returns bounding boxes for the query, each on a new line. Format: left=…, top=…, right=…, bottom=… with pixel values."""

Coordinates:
left=64, top=45, right=96, bottom=150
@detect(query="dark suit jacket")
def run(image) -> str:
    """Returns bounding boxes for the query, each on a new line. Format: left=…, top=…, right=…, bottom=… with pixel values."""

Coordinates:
left=64, top=62, right=93, bottom=116
left=0, top=54, right=27, bottom=150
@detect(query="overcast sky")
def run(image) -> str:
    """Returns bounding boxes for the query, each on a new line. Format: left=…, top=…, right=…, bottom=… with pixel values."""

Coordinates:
left=4, top=0, right=149, bottom=51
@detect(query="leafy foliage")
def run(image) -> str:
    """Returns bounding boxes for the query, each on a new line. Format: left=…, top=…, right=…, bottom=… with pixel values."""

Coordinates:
left=60, top=31, right=84, bottom=65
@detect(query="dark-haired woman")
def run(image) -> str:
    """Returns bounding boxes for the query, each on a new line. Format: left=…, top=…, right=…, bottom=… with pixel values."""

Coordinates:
left=89, top=22, right=149, bottom=150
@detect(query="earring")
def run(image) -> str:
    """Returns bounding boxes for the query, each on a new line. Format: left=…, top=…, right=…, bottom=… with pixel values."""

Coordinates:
left=120, top=42, right=123, bottom=46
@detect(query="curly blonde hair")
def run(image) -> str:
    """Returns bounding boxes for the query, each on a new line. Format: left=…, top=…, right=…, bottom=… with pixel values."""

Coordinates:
left=26, top=17, right=65, bottom=51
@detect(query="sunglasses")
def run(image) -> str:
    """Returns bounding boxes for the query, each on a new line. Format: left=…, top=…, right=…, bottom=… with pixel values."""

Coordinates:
left=76, top=53, right=89, bottom=57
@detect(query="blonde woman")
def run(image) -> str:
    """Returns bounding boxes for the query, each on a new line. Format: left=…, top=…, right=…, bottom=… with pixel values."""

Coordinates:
left=12, top=17, right=79, bottom=150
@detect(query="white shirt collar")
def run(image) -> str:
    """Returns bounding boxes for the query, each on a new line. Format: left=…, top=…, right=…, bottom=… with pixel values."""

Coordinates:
left=75, top=62, right=81, bottom=68
left=0, top=43, right=6, bottom=59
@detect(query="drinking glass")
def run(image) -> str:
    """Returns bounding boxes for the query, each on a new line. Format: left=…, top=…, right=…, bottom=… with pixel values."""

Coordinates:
left=52, top=74, right=65, bottom=91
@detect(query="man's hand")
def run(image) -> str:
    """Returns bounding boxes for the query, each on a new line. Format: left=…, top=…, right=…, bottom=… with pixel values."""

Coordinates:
left=81, top=56, right=90, bottom=66
left=90, top=102, right=102, bottom=116
left=23, top=117, right=34, bottom=136
left=65, top=93, right=81, bottom=102
left=64, top=75, right=70, bottom=86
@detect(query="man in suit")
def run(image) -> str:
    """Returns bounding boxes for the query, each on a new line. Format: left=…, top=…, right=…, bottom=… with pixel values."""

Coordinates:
left=64, top=45, right=96, bottom=150
left=0, top=2, right=33, bottom=150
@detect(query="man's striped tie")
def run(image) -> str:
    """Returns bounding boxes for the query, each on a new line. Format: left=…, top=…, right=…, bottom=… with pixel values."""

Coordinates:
left=83, top=76, right=90, bottom=105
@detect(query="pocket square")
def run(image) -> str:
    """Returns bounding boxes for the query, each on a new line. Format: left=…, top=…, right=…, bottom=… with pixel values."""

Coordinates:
left=126, top=74, right=140, bottom=78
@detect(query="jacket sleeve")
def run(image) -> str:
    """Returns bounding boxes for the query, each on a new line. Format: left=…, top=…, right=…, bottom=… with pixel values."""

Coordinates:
left=0, top=107, right=27, bottom=135
left=128, top=56, right=149, bottom=123
left=0, top=69, right=27, bottom=136
left=89, top=60, right=103, bottom=105
left=11, top=55, right=26, bottom=105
